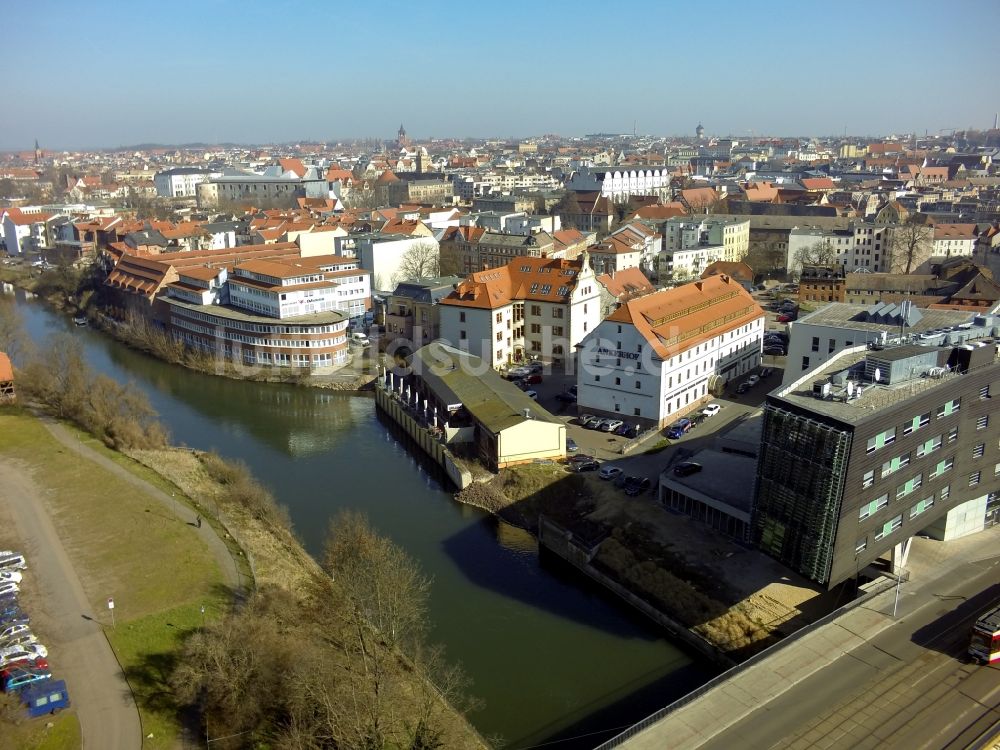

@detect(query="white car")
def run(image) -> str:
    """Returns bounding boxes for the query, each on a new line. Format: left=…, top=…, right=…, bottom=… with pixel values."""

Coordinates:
left=747, top=375, right=760, bottom=387
left=702, top=404, right=721, bottom=417
left=0, top=581, right=18, bottom=597
left=0, top=623, right=31, bottom=642
left=0, top=570, right=22, bottom=584
left=0, top=633, right=38, bottom=650
left=0, top=643, right=48, bottom=668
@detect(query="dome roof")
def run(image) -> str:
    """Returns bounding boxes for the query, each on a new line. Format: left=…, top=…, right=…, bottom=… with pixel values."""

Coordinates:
left=376, top=169, right=400, bottom=184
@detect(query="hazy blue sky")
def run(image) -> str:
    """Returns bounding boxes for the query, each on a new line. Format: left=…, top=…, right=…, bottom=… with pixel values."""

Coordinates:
left=6, top=0, right=1000, bottom=150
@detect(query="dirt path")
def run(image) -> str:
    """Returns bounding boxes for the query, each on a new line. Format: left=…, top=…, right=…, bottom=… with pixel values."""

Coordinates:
left=0, top=458, right=141, bottom=750
left=41, top=420, right=242, bottom=593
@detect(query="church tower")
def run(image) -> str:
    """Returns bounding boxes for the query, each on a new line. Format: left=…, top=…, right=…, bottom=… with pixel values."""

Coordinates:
left=34, top=139, right=42, bottom=165
left=696, top=123, right=705, bottom=140
left=397, top=124, right=409, bottom=148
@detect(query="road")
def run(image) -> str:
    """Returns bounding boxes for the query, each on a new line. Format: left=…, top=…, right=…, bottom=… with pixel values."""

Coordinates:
left=698, top=552, right=1000, bottom=750
left=0, top=418, right=245, bottom=749
left=0, top=458, right=142, bottom=749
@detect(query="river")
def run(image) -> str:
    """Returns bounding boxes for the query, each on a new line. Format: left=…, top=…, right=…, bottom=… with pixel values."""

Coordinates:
left=10, top=291, right=713, bottom=749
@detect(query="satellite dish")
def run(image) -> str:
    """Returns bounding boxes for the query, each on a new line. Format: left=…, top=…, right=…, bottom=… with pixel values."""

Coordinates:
left=847, top=381, right=855, bottom=397
left=874, top=368, right=882, bottom=383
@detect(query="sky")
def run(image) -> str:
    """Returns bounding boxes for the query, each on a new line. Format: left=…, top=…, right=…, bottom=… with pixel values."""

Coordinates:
left=6, top=0, right=1000, bottom=150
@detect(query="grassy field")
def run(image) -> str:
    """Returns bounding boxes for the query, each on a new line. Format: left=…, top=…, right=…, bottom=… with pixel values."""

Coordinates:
left=0, top=409, right=229, bottom=748
left=0, top=710, right=80, bottom=750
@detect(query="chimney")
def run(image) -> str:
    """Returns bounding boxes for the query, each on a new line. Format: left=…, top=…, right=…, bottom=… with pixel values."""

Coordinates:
left=523, top=408, right=531, bottom=419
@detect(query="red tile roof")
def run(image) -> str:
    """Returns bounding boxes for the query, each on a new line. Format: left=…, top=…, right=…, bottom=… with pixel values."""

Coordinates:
left=607, top=274, right=763, bottom=358
left=0, top=351, right=12, bottom=383
left=441, top=256, right=585, bottom=310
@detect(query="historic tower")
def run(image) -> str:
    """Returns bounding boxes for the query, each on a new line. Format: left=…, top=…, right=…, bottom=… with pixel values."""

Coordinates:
left=696, top=122, right=705, bottom=140
left=397, top=123, right=409, bottom=148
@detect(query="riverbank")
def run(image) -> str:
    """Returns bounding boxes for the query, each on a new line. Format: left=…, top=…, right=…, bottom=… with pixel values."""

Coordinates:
left=455, top=463, right=832, bottom=663
left=1, top=264, right=378, bottom=392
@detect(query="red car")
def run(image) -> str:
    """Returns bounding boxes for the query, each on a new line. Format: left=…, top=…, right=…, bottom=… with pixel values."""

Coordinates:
left=525, top=373, right=542, bottom=384
left=777, top=314, right=795, bottom=323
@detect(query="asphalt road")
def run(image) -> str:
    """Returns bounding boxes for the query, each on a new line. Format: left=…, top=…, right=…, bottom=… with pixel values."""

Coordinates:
left=0, top=458, right=142, bottom=749
left=699, top=552, right=1000, bottom=750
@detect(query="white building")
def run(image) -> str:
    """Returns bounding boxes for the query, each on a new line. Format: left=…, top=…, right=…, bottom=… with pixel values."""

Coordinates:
left=933, top=224, right=977, bottom=258
left=576, top=274, right=765, bottom=427
left=154, top=168, right=219, bottom=198
left=227, top=257, right=369, bottom=321
left=357, top=234, right=440, bottom=293
left=1, top=207, right=53, bottom=256
left=660, top=216, right=750, bottom=264
left=438, top=254, right=602, bottom=369
left=565, top=166, right=673, bottom=200
left=663, top=244, right=725, bottom=282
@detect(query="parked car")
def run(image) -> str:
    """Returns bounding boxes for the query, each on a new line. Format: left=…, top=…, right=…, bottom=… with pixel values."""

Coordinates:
left=569, top=453, right=596, bottom=464
left=525, top=361, right=544, bottom=374
left=624, top=476, right=651, bottom=496
left=0, top=583, right=18, bottom=599
left=763, top=345, right=787, bottom=356
left=0, top=555, right=26, bottom=571
left=0, top=644, right=48, bottom=669
left=747, top=375, right=760, bottom=387
left=673, top=461, right=703, bottom=477
left=567, top=385, right=578, bottom=396
left=556, top=391, right=577, bottom=403
left=599, top=466, right=623, bottom=481
left=22, top=678, right=70, bottom=717
left=578, top=414, right=598, bottom=427
left=584, top=416, right=605, bottom=430
left=760, top=367, right=773, bottom=378
left=525, top=373, right=543, bottom=385
left=574, top=459, right=600, bottom=472
left=600, top=419, right=624, bottom=433
left=565, top=437, right=578, bottom=453
left=524, top=390, right=538, bottom=400
left=615, top=422, right=640, bottom=438
left=1, top=657, right=48, bottom=673
left=666, top=418, right=693, bottom=439
left=0, top=634, right=39, bottom=652
left=1, top=665, right=51, bottom=693
left=777, top=314, right=795, bottom=323
left=0, top=571, right=22, bottom=585
left=736, top=382, right=751, bottom=394
left=0, top=624, right=31, bottom=643
left=506, top=366, right=531, bottom=380
left=701, top=403, right=721, bottom=417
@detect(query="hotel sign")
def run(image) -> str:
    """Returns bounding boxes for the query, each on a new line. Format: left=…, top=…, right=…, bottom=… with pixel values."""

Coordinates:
left=597, top=347, right=640, bottom=360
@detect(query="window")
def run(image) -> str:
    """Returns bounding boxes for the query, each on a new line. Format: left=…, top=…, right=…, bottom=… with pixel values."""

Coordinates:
left=910, top=496, right=934, bottom=519
left=635, top=380, right=641, bottom=389
left=553, top=326, right=564, bottom=336
left=874, top=514, right=903, bottom=542
left=859, top=494, right=889, bottom=520
left=862, top=469, right=875, bottom=489
left=802, top=356, right=810, bottom=371
left=896, top=473, right=922, bottom=500
left=594, top=375, right=600, bottom=382
left=552, top=308, right=563, bottom=318
left=811, top=336, right=819, bottom=352
left=866, top=428, right=896, bottom=454
left=881, top=453, right=910, bottom=479
left=495, top=312, right=503, bottom=324
left=937, top=398, right=961, bottom=418
left=974, top=443, right=986, bottom=458
left=977, top=414, right=989, bottom=430
left=929, top=457, right=954, bottom=478
left=947, top=426, right=959, bottom=443
left=615, top=377, right=621, bottom=385
left=496, top=332, right=502, bottom=342
left=828, top=339, right=836, bottom=353
left=634, top=408, right=641, bottom=416
left=904, top=412, right=931, bottom=435
left=969, top=471, right=982, bottom=487
left=530, top=305, right=541, bottom=316
left=940, top=485, right=950, bottom=501
left=530, top=324, right=541, bottom=334
left=855, top=537, right=868, bottom=554
left=459, top=312, right=466, bottom=323
left=460, top=330, right=467, bottom=340
left=916, top=435, right=942, bottom=458
left=980, top=385, right=990, bottom=400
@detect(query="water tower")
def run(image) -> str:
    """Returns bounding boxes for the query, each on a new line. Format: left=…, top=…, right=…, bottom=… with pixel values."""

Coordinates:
left=696, top=122, right=705, bottom=140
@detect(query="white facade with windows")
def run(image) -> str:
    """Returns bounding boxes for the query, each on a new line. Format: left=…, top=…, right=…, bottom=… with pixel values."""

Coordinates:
left=576, top=276, right=765, bottom=427
left=154, top=168, right=218, bottom=198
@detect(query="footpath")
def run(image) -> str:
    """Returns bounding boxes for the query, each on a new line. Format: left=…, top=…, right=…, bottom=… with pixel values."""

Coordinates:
left=605, top=525, right=1000, bottom=749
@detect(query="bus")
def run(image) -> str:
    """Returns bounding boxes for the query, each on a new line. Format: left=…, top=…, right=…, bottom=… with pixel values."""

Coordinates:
left=969, top=603, right=1000, bottom=665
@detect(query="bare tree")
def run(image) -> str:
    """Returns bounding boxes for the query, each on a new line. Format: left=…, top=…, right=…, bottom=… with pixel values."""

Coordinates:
left=0, top=297, right=27, bottom=364
left=792, top=239, right=837, bottom=276
left=742, top=240, right=787, bottom=279
left=886, top=218, right=934, bottom=274
left=395, top=241, right=441, bottom=284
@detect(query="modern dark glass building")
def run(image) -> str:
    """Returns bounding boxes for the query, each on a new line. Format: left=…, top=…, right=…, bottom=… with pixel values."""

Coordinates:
left=752, top=333, right=1000, bottom=588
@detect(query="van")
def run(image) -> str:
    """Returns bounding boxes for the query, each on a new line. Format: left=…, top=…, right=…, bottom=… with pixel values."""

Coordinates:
left=350, top=332, right=370, bottom=347
left=0, top=555, right=26, bottom=572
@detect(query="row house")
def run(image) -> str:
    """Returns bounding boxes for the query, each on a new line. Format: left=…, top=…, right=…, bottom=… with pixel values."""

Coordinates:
left=933, top=223, right=977, bottom=258
left=438, top=255, right=602, bottom=369
left=587, top=222, right=659, bottom=276
left=660, top=216, right=750, bottom=263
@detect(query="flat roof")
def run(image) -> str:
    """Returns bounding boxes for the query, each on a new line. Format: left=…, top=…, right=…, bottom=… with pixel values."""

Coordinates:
left=771, top=344, right=997, bottom=425
left=164, top=297, right=345, bottom=326
left=660, top=448, right=756, bottom=518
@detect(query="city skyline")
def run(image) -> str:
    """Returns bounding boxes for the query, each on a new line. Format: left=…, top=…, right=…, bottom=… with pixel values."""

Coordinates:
left=6, top=0, right=1000, bottom=151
